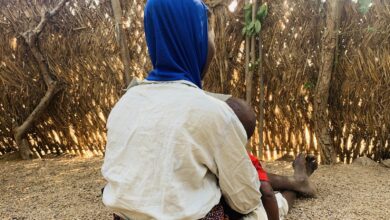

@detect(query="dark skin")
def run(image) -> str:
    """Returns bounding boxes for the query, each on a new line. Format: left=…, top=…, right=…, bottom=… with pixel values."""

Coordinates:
left=260, top=181, right=280, bottom=220
left=226, top=98, right=318, bottom=220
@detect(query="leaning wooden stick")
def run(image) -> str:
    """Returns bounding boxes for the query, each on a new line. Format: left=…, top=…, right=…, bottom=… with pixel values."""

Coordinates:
left=14, top=0, right=69, bottom=159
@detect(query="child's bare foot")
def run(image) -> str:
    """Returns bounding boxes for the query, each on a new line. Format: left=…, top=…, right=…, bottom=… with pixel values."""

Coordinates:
left=292, top=153, right=307, bottom=178
left=305, top=154, right=318, bottom=176
left=294, top=176, right=317, bottom=197
left=293, top=153, right=318, bottom=176
left=292, top=153, right=317, bottom=197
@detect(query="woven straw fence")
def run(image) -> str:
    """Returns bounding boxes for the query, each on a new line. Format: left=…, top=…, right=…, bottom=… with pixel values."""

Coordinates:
left=0, top=0, right=389, bottom=162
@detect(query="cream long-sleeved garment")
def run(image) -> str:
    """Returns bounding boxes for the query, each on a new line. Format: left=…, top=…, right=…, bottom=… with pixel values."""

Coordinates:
left=102, top=81, right=261, bottom=220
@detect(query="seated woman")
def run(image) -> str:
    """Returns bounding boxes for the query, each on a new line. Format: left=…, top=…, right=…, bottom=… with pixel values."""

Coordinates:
left=102, top=0, right=262, bottom=219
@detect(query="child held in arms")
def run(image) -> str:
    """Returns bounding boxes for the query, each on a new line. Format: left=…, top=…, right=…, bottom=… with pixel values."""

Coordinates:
left=224, top=97, right=318, bottom=220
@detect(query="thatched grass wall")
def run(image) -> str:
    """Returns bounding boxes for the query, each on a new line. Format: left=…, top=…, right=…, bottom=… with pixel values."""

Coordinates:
left=0, top=0, right=139, bottom=156
left=331, top=0, right=390, bottom=162
left=0, top=0, right=389, bottom=162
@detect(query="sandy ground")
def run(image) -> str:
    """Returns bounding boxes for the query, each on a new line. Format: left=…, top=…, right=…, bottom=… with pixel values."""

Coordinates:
left=0, top=156, right=389, bottom=220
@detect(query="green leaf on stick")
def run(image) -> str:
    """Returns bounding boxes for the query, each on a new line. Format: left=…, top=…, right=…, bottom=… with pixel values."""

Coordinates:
left=255, top=20, right=261, bottom=33
left=257, top=4, right=268, bottom=22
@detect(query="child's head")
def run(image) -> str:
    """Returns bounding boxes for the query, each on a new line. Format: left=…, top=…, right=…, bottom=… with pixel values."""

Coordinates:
left=226, top=98, right=256, bottom=139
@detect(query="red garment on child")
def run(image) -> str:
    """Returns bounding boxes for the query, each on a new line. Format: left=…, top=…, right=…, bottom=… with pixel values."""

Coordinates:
left=248, top=153, right=269, bottom=182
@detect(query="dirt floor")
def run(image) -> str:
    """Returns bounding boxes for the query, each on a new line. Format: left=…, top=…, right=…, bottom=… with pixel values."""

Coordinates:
left=0, top=155, right=389, bottom=220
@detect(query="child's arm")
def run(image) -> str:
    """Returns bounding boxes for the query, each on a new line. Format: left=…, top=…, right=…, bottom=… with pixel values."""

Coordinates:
left=247, top=153, right=279, bottom=219
left=260, top=181, right=279, bottom=220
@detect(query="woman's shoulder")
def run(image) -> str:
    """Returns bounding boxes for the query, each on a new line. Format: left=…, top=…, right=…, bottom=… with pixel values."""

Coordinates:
left=192, top=91, right=236, bottom=120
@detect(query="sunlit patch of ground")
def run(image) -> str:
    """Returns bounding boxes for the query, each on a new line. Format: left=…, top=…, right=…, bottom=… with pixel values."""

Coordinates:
left=0, top=156, right=110, bottom=219
left=264, top=161, right=390, bottom=220
left=0, top=156, right=389, bottom=219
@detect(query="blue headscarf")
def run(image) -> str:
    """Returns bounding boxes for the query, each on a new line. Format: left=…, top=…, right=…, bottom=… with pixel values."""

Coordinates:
left=144, top=0, right=209, bottom=88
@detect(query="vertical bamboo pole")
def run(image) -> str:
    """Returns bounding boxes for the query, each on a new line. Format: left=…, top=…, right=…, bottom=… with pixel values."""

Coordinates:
left=246, top=0, right=257, bottom=104
left=111, top=0, right=132, bottom=86
left=244, top=0, right=251, bottom=153
left=258, top=25, right=264, bottom=159
left=244, top=0, right=251, bottom=102
left=250, top=0, right=257, bottom=156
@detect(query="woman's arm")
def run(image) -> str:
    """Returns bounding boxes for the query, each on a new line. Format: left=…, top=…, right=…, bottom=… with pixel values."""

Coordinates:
left=210, top=115, right=261, bottom=214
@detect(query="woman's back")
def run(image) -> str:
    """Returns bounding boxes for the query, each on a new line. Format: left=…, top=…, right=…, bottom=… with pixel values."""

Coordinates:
left=102, top=82, right=260, bottom=219
left=102, top=0, right=260, bottom=218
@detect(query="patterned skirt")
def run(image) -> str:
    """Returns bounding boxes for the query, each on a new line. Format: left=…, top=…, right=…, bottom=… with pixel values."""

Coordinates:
left=113, top=203, right=227, bottom=220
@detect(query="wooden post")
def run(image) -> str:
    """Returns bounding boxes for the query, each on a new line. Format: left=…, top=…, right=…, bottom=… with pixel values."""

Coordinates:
left=313, top=0, right=344, bottom=164
left=244, top=0, right=251, bottom=153
left=246, top=0, right=257, bottom=105
left=257, top=27, right=264, bottom=159
left=244, top=0, right=251, bottom=102
left=111, top=0, right=132, bottom=86
left=250, top=0, right=257, bottom=156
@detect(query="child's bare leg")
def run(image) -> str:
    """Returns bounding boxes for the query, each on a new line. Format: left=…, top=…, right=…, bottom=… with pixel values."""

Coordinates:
left=280, top=190, right=297, bottom=210
left=268, top=154, right=318, bottom=197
